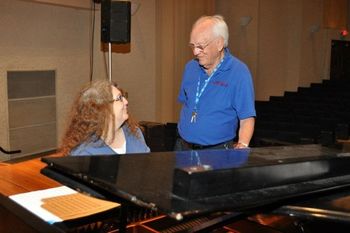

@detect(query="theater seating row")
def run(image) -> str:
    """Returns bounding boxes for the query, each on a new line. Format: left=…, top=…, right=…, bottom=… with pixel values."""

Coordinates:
left=139, top=121, right=177, bottom=152
left=252, top=78, right=350, bottom=146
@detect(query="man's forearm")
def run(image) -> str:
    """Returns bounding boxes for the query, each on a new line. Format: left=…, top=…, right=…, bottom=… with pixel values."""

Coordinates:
left=235, top=117, right=255, bottom=148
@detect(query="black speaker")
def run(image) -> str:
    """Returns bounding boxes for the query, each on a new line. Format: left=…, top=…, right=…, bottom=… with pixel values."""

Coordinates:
left=101, top=0, right=131, bottom=43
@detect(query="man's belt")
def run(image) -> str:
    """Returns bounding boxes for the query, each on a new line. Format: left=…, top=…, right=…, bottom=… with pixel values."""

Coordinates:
left=180, top=138, right=231, bottom=150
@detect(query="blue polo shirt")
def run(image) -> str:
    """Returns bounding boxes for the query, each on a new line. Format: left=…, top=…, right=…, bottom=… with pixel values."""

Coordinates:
left=177, top=48, right=256, bottom=145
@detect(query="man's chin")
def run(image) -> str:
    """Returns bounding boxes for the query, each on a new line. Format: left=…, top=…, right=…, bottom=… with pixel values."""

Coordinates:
left=197, top=59, right=207, bottom=67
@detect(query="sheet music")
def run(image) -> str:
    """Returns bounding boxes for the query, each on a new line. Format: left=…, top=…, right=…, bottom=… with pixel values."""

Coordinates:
left=9, top=186, right=120, bottom=224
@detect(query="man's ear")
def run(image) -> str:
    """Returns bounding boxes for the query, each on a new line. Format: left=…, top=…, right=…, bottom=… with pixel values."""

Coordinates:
left=217, top=37, right=225, bottom=51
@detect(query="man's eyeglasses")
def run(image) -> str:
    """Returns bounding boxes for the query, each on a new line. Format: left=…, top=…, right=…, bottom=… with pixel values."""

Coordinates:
left=189, top=38, right=216, bottom=52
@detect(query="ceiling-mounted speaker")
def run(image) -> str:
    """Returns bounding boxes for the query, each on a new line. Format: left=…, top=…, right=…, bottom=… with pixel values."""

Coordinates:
left=101, top=0, right=131, bottom=43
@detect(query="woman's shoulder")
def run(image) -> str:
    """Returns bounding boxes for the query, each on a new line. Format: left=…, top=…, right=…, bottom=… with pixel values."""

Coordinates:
left=70, top=138, right=115, bottom=156
left=123, top=125, right=150, bottom=153
left=122, top=124, right=143, bottom=136
left=123, top=126, right=145, bottom=141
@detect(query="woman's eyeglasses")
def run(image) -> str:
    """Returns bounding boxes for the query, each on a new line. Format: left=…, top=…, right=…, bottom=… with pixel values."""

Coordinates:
left=113, top=92, right=128, bottom=102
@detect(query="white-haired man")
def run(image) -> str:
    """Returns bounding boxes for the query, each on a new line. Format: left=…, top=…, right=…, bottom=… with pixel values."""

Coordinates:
left=175, top=15, right=256, bottom=151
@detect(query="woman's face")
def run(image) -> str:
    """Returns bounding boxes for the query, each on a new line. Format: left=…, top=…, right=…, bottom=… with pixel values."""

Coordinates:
left=111, top=86, right=129, bottom=129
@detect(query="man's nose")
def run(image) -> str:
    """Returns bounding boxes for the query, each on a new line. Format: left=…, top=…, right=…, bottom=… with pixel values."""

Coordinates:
left=193, top=47, right=201, bottom=56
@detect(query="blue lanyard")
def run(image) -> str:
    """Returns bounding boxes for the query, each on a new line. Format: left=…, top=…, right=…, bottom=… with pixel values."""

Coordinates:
left=194, top=58, right=224, bottom=112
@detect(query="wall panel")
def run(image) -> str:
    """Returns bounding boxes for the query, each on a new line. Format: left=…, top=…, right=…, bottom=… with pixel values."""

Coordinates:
left=156, top=0, right=214, bottom=123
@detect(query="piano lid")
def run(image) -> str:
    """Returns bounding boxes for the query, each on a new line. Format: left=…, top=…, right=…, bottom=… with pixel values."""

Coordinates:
left=41, top=144, right=350, bottom=219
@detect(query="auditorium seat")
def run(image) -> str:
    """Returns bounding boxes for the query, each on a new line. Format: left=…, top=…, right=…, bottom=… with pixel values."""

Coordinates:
left=252, top=78, right=350, bottom=147
left=165, top=122, right=177, bottom=151
left=139, top=121, right=178, bottom=152
left=139, top=121, right=166, bottom=152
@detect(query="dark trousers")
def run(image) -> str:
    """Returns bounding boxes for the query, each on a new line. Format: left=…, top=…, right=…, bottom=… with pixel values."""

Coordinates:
left=174, top=137, right=233, bottom=151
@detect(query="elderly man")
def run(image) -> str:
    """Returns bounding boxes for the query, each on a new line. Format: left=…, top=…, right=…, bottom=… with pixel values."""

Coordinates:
left=175, top=15, right=256, bottom=151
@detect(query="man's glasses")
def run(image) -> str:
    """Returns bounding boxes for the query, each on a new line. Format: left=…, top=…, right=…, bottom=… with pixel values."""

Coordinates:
left=189, top=38, right=216, bottom=52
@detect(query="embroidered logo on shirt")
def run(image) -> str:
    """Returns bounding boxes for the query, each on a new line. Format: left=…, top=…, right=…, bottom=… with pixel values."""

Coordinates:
left=212, top=81, right=228, bottom=87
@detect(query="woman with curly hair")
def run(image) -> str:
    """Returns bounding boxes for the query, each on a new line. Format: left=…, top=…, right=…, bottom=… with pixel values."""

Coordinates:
left=60, top=80, right=150, bottom=156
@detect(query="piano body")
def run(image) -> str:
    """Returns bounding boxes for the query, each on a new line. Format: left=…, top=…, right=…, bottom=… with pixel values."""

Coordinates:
left=38, top=144, right=350, bottom=232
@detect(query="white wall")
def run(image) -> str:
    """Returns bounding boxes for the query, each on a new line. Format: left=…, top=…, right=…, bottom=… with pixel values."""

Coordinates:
left=0, top=0, right=156, bottom=155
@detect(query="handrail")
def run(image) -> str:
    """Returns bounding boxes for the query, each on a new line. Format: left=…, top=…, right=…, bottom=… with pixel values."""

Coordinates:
left=0, top=147, right=21, bottom=154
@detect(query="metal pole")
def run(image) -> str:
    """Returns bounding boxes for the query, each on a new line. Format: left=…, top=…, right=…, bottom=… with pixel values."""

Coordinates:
left=108, top=42, right=112, bottom=82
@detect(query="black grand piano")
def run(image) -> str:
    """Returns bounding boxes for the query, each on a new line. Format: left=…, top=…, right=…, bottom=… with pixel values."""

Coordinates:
left=38, top=144, right=350, bottom=232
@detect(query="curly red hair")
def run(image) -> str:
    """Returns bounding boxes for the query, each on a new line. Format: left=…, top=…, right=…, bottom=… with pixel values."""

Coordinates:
left=59, top=80, right=139, bottom=156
